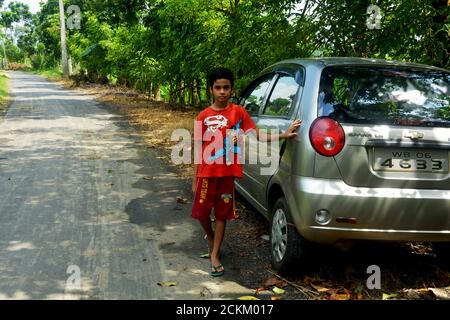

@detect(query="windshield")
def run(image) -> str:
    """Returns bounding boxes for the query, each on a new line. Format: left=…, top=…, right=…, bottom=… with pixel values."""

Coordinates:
left=318, top=66, right=450, bottom=127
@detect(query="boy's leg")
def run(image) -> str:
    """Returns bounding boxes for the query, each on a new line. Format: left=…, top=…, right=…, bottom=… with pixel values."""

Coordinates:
left=192, top=177, right=216, bottom=254
left=209, top=176, right=235, bottom=273
left=199, top=217, right=214, bottom=253
left=211, top=219, right=226, bottom=271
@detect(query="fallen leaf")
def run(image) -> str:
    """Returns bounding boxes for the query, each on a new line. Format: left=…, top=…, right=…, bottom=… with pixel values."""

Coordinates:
left=199, top=253, right=210, bottom=259
left=330, top=293, right=351, bottom=300
left=382, top=293, right=398, bottom=300
left=428, top=287, right=450, bottom=300
left=158, top=282, right=177, bottom=287
left=237, top=296, right=260, bottom=300
left=272, top=287, right=285, bottom=295
left=270, top=296, right=283, bottom=300
left=177, top=197, right=188, bottom=204
left=401, top=289, right=422, bottom=300
left=311, top=284, right=331, bottom=293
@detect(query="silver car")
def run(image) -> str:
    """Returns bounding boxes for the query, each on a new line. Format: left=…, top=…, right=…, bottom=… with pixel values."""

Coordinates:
left=235, top=57, right=450, bottom=273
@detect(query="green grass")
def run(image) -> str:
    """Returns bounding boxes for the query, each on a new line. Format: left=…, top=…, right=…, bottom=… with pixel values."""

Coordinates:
left=33, top=68, right=63, bottom=79
left=0, top=72, right=9, bottom=111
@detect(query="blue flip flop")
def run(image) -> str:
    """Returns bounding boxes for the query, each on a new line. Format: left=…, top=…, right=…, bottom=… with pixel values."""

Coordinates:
left=211, top=264, right=224, bottom=277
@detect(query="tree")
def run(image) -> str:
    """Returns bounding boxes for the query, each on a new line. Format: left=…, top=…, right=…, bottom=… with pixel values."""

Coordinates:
left=59, top=0, right=69, bottom=78
left=25, top=0, right=450, bottom=106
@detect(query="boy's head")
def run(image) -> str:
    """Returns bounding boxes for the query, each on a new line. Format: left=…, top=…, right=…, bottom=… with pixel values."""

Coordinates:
left=207, top=67, right=235, bottom=89
left=207, top=68, right=235, bottom=104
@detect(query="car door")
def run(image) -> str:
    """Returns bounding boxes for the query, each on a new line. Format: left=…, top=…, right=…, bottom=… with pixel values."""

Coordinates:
left=249, top=69, right=304, bottom=207
left=237, top=73, right=276, bottom=200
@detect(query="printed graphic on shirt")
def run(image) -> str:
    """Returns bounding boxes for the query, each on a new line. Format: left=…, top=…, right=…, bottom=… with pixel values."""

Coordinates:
left=207, top=118, right=243, bottom=166
left=204, top=115, right=228, bottom=133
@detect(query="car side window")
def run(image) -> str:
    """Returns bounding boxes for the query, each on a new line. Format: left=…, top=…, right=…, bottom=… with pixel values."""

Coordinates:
left=241, top=75, right=273, bottom=116
left=263, top=75, right=299, bottom=117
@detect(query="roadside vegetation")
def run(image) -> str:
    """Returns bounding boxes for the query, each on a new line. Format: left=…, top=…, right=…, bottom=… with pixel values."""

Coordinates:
left=0, top=0, right=449, bottom=107
left=0, top=72, right=9, bottom=112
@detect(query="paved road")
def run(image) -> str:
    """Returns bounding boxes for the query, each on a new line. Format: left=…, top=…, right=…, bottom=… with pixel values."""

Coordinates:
left=0, top=72, right=252, bottom=300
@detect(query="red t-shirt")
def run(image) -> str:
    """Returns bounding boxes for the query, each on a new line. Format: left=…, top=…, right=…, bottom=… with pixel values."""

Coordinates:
left=194, top=104, right=256, bottom=178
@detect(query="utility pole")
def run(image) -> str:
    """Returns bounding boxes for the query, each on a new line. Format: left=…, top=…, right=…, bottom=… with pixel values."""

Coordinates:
left=59, top=0, right=70, bottom=78
left=0, top=28, right=7, bottom=70
left=2, top=42, right=7, bottom=70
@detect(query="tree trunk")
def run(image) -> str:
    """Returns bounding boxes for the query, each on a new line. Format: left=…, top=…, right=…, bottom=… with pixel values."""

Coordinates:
left=59, top=0, right=70, bottom=78
left=2, top=43, right=7, bottom=69
left=154, top=84, right=161, bottom=101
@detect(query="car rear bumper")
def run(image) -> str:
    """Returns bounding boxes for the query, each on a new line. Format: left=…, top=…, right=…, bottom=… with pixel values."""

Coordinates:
left=287, top=176, right=450, bottom=244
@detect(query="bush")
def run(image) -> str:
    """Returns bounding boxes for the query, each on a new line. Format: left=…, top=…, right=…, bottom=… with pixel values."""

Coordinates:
left=7, top=63, right=29, bottom=71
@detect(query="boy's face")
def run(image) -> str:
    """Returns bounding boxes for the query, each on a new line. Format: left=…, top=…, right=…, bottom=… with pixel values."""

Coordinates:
left=210, top=78, right=233, bottom=103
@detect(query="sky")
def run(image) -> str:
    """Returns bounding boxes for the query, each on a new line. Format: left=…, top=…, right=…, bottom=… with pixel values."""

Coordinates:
left=3, top=0, right=45, bottom=14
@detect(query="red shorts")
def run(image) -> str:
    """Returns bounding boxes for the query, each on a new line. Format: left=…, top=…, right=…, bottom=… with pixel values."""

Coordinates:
left=192, top=177, right=236, bottom=221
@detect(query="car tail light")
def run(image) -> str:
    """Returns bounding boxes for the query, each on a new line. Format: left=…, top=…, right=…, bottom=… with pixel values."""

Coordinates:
left=309, top=117, right=345, bottom=157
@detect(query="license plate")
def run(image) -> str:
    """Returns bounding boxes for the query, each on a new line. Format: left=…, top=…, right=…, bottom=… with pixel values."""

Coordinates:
left=373, top=148, right=448, bottom=173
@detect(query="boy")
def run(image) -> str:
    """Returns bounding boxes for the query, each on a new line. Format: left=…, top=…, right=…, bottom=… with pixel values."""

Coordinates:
left=192, top=67, right=301, bottom=277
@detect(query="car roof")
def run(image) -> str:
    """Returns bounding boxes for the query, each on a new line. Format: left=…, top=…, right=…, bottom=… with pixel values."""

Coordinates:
left=267, top=57, right=449, bottom=73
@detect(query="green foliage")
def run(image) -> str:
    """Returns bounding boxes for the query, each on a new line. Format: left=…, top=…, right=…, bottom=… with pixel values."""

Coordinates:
left=8, top=0, right=450, bottom=106
left=0, top=72, right=9, bottom=109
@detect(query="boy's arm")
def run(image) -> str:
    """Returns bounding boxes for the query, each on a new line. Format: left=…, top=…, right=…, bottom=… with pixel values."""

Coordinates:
left=253, top=119, right=302, bottom=142
left=192, top=164, right=199, bottom=193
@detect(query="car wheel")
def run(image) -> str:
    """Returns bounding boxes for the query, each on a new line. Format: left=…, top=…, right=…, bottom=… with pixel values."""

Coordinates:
left=270, top=197, right=307, bottom=274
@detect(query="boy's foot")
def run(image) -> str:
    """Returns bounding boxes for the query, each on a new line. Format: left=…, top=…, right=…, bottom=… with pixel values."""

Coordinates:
left=210, top=255, right=223, bottom=276
left=211, top=264, right=224, bottom=277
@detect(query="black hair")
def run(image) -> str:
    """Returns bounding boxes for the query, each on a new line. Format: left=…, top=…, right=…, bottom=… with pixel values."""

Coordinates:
left=207, top=67, right=235, bottom=88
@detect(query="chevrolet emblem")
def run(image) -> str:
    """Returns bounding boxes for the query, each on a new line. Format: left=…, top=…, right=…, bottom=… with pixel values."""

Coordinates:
left=404, top=131, right=424, bottom=140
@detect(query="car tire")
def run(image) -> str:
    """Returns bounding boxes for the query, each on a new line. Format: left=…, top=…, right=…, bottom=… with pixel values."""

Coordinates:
left=270, top=197, right=308, bottom=275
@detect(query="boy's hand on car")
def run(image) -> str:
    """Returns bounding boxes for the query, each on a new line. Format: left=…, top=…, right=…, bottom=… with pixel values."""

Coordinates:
left=281, top=119, right=302, bottom=139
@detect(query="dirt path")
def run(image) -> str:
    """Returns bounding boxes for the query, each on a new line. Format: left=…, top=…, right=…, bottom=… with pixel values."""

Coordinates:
left=0, top=71, right=261, bottom=300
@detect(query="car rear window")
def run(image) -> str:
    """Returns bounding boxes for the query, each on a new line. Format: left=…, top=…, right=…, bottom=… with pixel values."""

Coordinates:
left=318, top=66, right=450, bottom=127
